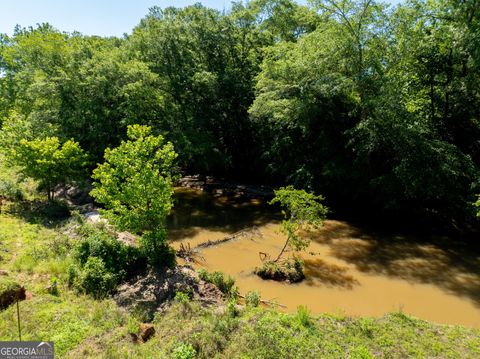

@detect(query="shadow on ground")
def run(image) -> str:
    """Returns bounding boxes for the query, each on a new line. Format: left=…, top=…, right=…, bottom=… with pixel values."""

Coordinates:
left=6, top=200, right=71, bottom=228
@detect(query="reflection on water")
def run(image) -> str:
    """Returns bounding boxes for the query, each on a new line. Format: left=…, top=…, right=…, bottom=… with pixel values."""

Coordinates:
left=167, top=188, right=280, bottom=242
left=168, top=188, right=480, bottom=328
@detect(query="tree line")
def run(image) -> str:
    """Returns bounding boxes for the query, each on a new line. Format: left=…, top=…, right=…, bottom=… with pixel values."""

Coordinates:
left=1, top=0, right=479, bottom=229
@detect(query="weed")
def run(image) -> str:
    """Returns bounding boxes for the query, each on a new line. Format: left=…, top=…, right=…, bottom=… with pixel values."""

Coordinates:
left=172, top=343, right=196, bottom=359
left=296, top=305, right=312, bottom=327
left=245, top=291, right=261, bottom=308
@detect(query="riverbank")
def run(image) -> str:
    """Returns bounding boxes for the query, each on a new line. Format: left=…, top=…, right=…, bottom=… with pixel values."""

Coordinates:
left=168, top=188, right=480, bottom=328
left=0, top=204, right=479, bottom=357
left=177, top=175, right=274, bottom=199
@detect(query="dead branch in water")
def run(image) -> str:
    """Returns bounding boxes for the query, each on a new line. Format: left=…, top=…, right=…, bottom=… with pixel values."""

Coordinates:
left=196, top=226, right=263, bottom=249
left=259, top=251, right=270, bottom=262
left=177, top=242, right=205, bottom=263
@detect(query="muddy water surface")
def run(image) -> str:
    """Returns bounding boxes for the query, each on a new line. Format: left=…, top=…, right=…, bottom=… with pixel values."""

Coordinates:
left=168, top=188, right=480, bottom=328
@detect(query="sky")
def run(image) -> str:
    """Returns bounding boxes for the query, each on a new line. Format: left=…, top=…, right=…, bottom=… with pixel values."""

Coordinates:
left=0, top=0, right=402, bottom=38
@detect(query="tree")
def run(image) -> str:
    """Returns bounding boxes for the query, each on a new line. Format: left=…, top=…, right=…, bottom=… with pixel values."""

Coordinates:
left=245, top=0, right=319, bottom=42
left=128, top=4, right=266, bottom=175
left=270, top=186, right=328, bottom=262
left=12, top=137, right=88, bottom=201
left=90, top=125, right=178, bottom=267
left=255, top=186, right=328, bottom=282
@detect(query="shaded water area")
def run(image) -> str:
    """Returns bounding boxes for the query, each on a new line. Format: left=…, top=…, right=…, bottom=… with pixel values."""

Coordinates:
left=168, top=188, right=480, bottom=328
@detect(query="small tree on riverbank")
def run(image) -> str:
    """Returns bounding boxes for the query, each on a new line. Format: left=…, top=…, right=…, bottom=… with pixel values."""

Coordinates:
left=90, top=124, right=179, bottom=267
left=256, top=186, right=328, bottom=282
left=11, top=137, right=88, bottom=201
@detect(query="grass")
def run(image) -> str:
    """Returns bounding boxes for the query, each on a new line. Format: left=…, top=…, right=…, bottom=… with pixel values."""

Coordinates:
left=0, top=210, right=479, bottom=358
left=56, top=301, right=480, bottom=358
left=0, top=277, right=20, bottom=293
left=0, top=293, right=126, bottom=356
left=0, top=213, right=73, bottom=285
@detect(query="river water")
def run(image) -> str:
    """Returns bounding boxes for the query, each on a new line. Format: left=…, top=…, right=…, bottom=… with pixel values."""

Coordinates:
left=167, top=188, right=480, bottom=328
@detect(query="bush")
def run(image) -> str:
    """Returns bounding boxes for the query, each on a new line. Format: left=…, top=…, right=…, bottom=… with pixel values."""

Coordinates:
left=227, top=298, right=240, bottom=318
left=172, top=343, right=196, bottom=359
left=74, top=228, right=145, bottom=277
left=71, top=257, right=117, bottom=299
left=255, top=258, right=304, bottom=283
left=245, top=291, right=261, bottom=308
left=0, top=158, right=25, bottom=201
left=174, top=291, right=191, bottom=304
left=47, top=277, right=59, bottom=296
left=69, top=226, right=147, bottom=298
left=198, top=269, right=238, bottom=298
left=139, top=230, right=176, bottom=268
left=296, top=305, right=312, bottom=327
left=0, top=177, right=23, bottom=201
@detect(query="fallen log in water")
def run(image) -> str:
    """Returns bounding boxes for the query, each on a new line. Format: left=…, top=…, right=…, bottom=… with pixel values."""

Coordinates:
left=196, top=226, right=263, bottom=249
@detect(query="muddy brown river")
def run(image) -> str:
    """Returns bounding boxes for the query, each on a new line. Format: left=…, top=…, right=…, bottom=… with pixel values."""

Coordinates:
left=168, top=188, right=480, bottom=328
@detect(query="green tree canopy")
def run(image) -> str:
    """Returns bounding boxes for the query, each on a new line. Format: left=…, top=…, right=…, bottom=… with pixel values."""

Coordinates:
left=1, top=1, right=479, bottom=229
left=12, top=137, right=88, bottom=200
left=90, top=125, right=178, bottom=266
left=270, top=186, right=328, bottom=262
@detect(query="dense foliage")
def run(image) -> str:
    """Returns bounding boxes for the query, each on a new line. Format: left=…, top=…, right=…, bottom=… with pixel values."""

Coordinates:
left=1, top=0, right=479, bottom=228
left=8, top=137, right=87, bottom=200
left=90, top=124, right=178, bottom=266
left=69, top=223, right=146, bottom=298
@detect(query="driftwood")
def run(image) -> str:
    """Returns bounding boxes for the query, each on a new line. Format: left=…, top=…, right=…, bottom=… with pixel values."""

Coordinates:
left=196, top=227, right=263, bottom=249
left=238, top=294, right=287, bottom=308
left=258, top=251, right=270, bottom=262
left=176, top=242, right=205, bottom=263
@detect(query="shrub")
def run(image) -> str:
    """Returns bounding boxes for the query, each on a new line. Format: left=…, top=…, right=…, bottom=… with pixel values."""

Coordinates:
left=227, top=298, right=240, bottom=318
left=139, top=230, right=176, bottom=268
left=74, top=228, right=145, bottom=277
left=245, top=291, right=261, bottom=308
left=255, top=258, right=304, bottom=282
left=71, top=257, right=117, bottom=299
left=296, top=305, right=312, bottom=327
left=172, top=343, right=196, bottom=359
left=198, top=269, right=238, bottom=298
left=47, top=277, right=59, bottom=296
left=0, top=158, right=25, bottom=201
left=0, top=177, right=23, bottom=201
left=174, top=291, right=191, bottom=304
left=69, top=226, right=146, bottom=298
